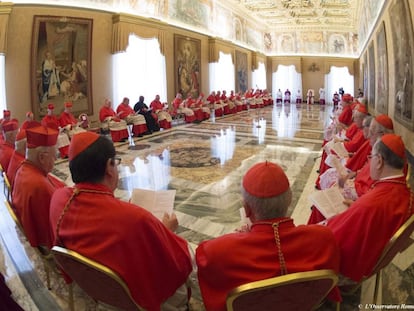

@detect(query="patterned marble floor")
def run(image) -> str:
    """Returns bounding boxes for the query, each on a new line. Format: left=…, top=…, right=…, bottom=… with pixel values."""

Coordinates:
left=1, top=103, right=413, bottom=310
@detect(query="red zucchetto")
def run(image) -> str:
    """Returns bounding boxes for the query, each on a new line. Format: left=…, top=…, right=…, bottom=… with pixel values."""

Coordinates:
left=375, top=114, right=394, bottom=130
left=47, top=103, right=55, bottom=110
left=242, top=161, right=290, bottom=198
left=69, top=131, right=100, bottom=161
left=342, top=94, right=353, bottom=102
left=26, top=126, right=59, bottom=149
left=380, top=134, right=406, bottom=160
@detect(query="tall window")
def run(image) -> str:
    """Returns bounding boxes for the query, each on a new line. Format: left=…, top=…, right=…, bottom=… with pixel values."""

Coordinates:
left=252, top=62, right=266, bottom=90
left=272, top=64, right=302, bottom=100
left=209, top=51, right=235, bottom=93
left=112, top=35, right=167, bottom=105
left=324, top=66, right=354, bottom=103
left=0, top=54, right=6, bottom=112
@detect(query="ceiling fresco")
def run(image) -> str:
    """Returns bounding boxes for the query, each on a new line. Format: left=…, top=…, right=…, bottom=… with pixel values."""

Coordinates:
left=9, top=0, right=386, bottom=56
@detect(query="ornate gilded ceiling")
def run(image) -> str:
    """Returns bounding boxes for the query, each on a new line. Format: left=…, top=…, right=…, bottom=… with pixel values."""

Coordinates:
left=5, top=0, right=385, bottom=56
left=231, top=0, right=359, bottom=32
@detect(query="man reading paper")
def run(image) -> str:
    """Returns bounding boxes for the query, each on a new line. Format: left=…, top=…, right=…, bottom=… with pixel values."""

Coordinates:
left=49, top=131, right=192, bottom=311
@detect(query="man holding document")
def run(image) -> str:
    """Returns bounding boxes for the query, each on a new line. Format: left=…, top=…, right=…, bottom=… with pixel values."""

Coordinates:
left=49, top=132, right=192, bottom=311
left=326, top=134, right=413, bottom=283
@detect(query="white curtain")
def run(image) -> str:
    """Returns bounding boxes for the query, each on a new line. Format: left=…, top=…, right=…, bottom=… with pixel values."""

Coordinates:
left=0, top=55, right=6, bottom=112
left=272, top=64, right=302, bottom=100
left=252, top=62, right=267, bottom=90
left=112, top=35, right=167, bottom=106
left=209, top=51, right=235, bottom=93
left=325, top=66, right=354, bottom=104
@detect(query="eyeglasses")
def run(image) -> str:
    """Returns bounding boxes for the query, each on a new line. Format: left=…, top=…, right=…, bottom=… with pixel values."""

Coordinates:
left=367, top=154, right=380, bottom=160
left=112, top=157, right=122, bottom=166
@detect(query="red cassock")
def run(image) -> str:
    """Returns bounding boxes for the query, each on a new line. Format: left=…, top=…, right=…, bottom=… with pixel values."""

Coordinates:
left=308, top=160, right=374, bottom=225
left=196, top=218, right=340, bottom=311
left=150, top=99, right=164, bottom=112
left=6, top=151, right=24, bottom=187
left=116, top=103, right=135, bottom=119
left=13, top=161, right=63, bottom=248
left=343, top=127, right=366, bottom=153
left=0, top=142, right=14, bottom=172
left=327, top=176, right=413, bottom=282
left=353, top=160, right=374, bottom=198
left=345, top=140, right=372, bottom=172
left=41, top=115, right=60, bottom=129
left=99, top=106, right=120, bottom=122
left=59, top=111, right=77, bottom=128
left=338, top=105, right=353, bottom=127
left=49, top=183, right=192, bottom=311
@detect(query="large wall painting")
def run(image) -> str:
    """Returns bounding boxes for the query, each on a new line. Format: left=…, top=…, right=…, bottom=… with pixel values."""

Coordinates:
left=390, top=0, right=414, bottom=129
left=368, top=42, right=376, bottom=109
left=363, top=52, right=369, bottom=107
left=174, top=35, right=201, bottom=99
left=376, top=22, right=388, bottom=114
left=31, top=16, right=93, bottom=119
left=235, top=50, right=247, bottom=93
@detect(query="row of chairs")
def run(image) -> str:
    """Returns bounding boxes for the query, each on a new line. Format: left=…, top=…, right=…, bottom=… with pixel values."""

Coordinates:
left=1, top=165, right=414, bottom=310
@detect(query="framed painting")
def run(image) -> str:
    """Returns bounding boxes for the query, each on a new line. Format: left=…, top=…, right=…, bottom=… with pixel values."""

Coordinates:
left=31, top=16, right=93, bottom=119
left=389, top=0, right=414, bottom=129
left=235, top=50, right=247, bottom=93
left=376, top=21, right=388, bottom=114
left=363, top=52, right=368, bottom=102
left=174, top=35, right=200, bottom=99
left=368, top=42, right=376, bottom=109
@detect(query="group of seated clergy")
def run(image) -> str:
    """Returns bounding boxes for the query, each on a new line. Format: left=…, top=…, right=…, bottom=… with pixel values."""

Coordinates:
left=100, top=95, right=174, bottom=142
left=1, top=95, right=412, bottom=310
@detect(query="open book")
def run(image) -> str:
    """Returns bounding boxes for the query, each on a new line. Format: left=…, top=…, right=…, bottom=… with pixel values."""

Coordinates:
left=130, top=188, right=176, bottom=220
left=308, top=186, right=348, bottom=219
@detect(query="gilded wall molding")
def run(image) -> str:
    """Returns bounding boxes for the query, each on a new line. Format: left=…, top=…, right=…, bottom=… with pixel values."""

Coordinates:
left=271, top=56, right=302, bottom=73
left=111, top=13, right=167, bottom=55
left=208, top=38, right=235, bottom=63
left=0, top=2, right=13, bottom=54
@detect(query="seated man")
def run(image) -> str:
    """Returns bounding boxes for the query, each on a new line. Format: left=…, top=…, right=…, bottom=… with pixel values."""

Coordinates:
left=307, top=114, right=395, bottom=225
left=7, top=121, right=41, bottom=187
left=116, top=97, right=147, bottom=137
left=284, top=88, right=291, bottom=104
left=196, top=161, right=340, bottom=311
left=42, top=103, right=70, bottom=159
left=49, top=132, right=193, bottom=311
left=0, top=119, right=19, bottom=172
left=59, top=102, right=86, bottom=138
left=13, top=125, right=61, bottom=249
left=150, top=95, right=172, bottom=129
left=134, top=96, right=160, bottom=133
left=99, top=98, right=129, bottom=142
left=276, top=88, right=283, bottom=104
left=326, top=134, right=413, bottom=283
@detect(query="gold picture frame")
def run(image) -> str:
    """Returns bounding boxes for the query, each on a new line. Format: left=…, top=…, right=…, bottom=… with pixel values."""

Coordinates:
left=174, top=34, right=201, bottom=99
left=31, top=15, right=93, bottom=119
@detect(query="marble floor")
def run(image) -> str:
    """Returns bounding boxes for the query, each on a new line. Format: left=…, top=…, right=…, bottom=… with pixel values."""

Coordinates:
left=0, top=103, right=413, bottom=310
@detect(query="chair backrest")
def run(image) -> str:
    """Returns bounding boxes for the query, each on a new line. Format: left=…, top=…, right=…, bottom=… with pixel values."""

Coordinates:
left=51, top=246, right=143, bottom=311
left=226, top=269, right=338, bottom=311
left=370, top=214, right=414, bottom=275
left=4, top=199, right=25, bottom=235
left=3, top=171, right=12, bottom=202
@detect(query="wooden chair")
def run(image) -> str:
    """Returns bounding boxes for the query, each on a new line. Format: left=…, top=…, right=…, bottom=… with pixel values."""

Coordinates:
left=3, top=199, right=71, bottom=304
left=51, top=246, right=143, bottom=311
left=344, top=214, right=414, bottom=303
left=226, top=269, right=338, bottom=311
left=3, top=171, right=11, bottom=203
